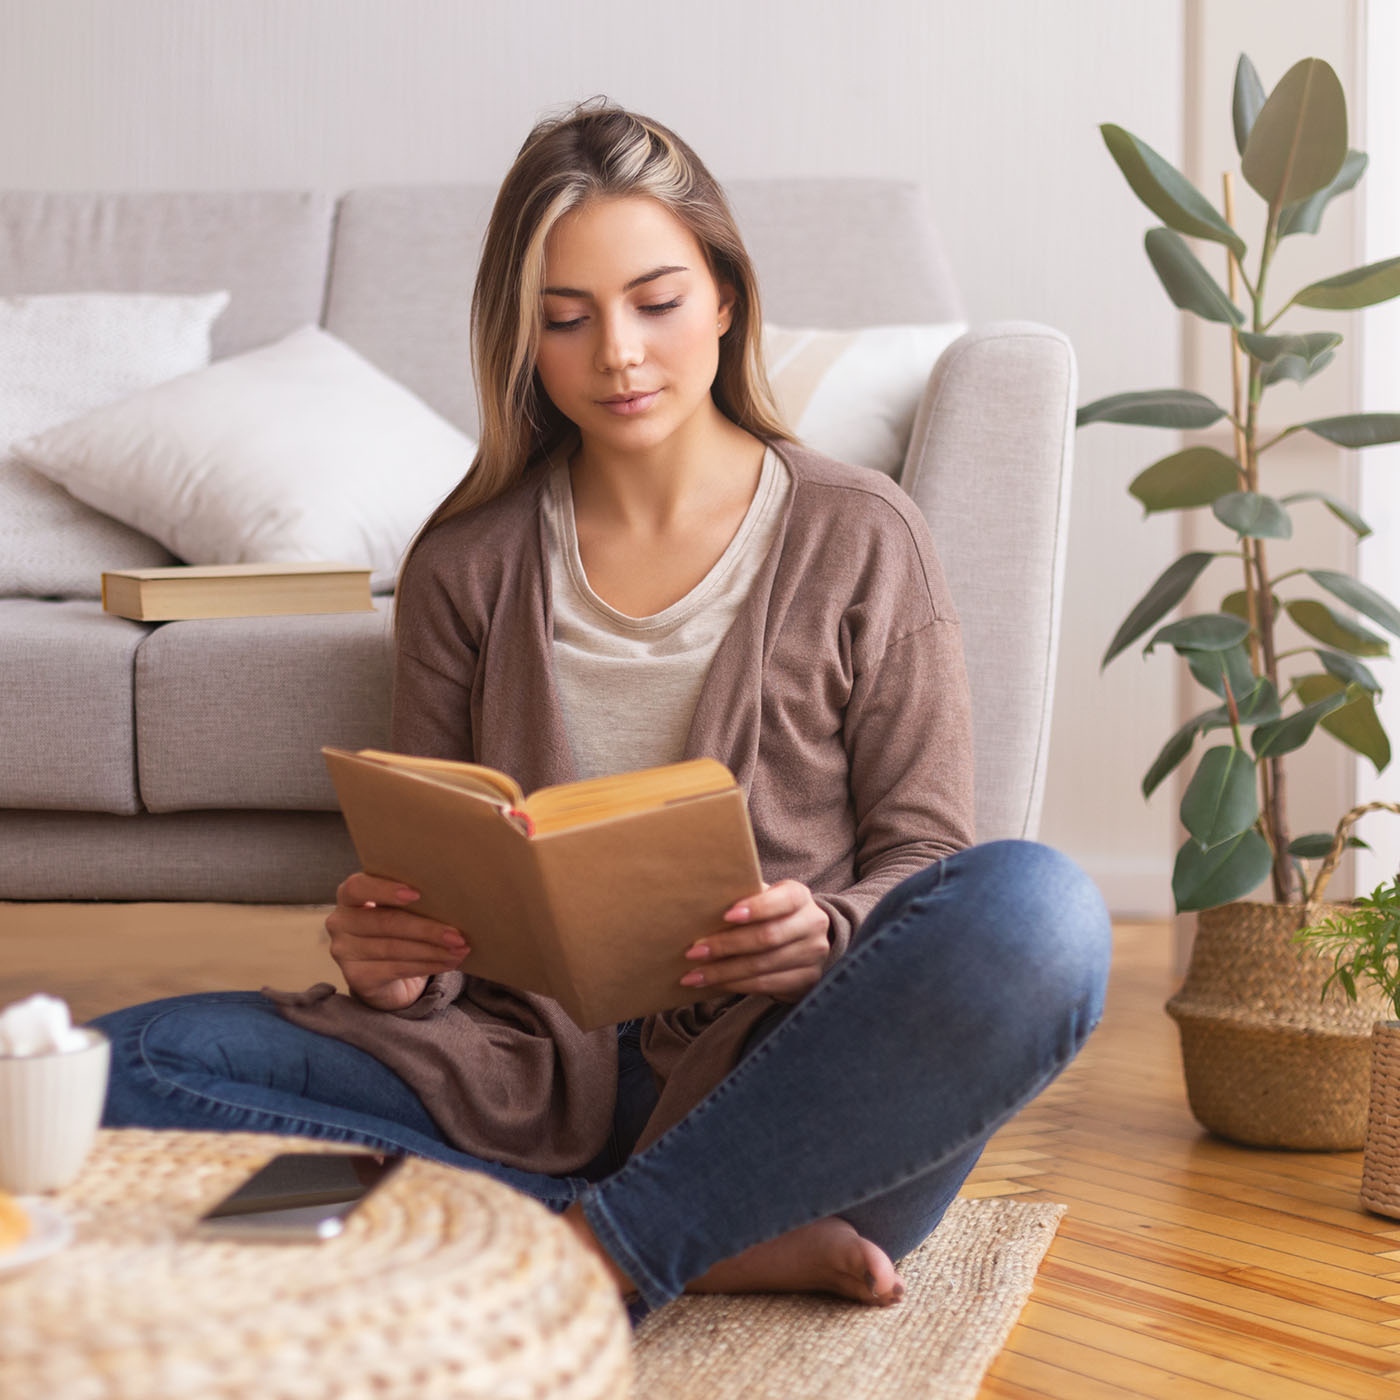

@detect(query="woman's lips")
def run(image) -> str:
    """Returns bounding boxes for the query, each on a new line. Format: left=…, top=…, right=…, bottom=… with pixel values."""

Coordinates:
left=597, top=390, right=660, bottom=416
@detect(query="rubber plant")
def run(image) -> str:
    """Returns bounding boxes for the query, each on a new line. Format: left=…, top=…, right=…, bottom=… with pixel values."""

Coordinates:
left=1079, top=54, right=1400, bottom=912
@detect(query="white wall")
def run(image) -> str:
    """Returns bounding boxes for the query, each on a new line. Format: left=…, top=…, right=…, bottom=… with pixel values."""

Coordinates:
left=0, top=0, right=1191, bottom=912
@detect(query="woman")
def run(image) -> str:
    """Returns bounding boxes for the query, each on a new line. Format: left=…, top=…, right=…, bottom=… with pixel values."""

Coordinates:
left=96, top=101, right=1111, bottom=1324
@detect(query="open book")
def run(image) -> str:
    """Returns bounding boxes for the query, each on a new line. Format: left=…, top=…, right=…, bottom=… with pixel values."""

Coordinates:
left=322, top=747, right=765, bottom=1030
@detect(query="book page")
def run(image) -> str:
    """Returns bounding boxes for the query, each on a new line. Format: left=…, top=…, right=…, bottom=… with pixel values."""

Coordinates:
left=523, top=757, right=735, bottom=834
left=346, top=749, right=525, bottom=806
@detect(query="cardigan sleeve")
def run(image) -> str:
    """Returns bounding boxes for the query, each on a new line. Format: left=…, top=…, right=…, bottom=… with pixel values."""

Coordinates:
left=814, top=615, right=977, bottom=971
left=388, top=545, right=478, bottom=762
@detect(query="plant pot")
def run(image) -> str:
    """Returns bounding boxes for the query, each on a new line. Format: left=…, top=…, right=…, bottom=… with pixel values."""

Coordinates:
left=1362, top=1022, right=1400, bottom=1217
left=1165, top=900, right=1388, bottom=1150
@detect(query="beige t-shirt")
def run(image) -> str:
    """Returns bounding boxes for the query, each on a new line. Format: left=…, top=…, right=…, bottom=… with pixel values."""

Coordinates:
left=543, top=447, right=791, bottom=780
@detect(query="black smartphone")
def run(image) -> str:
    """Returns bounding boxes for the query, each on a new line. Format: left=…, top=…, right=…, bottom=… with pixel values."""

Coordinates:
left=193, top=1151, right=406, bottom=1242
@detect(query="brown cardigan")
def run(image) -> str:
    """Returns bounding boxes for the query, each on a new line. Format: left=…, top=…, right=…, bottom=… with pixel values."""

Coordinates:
left=265, top=440, right=975, bottom=1174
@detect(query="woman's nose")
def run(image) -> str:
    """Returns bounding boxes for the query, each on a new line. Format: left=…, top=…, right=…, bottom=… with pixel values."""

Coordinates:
left=595, top=312, right=644, bottom=373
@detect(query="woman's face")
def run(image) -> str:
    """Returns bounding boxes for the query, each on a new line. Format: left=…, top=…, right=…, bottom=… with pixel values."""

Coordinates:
left=534, top=195, right=735, bottom=457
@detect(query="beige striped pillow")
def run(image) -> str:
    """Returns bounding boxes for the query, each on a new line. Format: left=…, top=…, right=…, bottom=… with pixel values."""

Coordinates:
left=762, top=322, right=966, bottom=477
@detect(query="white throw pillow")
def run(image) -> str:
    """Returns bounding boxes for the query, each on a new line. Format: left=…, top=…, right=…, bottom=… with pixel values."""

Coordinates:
left=0, top=291, right=230, bottom=597
left=762, top=322, right=967, bottom=478
left=15, top=325, right=479, bottom=594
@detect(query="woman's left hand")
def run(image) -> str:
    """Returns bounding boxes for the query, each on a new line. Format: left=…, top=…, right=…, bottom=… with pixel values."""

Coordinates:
left=679, top=880, right=832, bottom=1004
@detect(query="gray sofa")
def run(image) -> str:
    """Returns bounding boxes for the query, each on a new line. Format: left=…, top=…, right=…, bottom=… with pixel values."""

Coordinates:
left=0, top=180, right=1076, bottom=902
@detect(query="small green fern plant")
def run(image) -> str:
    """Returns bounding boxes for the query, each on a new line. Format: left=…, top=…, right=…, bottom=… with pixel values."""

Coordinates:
left=1296, top=875, right=1400, bottom=1020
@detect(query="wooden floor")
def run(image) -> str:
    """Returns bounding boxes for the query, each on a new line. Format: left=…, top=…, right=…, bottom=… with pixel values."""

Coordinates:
left=4, top=906, right=1398, bottom=1397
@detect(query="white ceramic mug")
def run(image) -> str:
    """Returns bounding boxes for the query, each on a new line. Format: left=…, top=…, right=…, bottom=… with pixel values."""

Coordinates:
left=0, top=1027, right=110, bottom=1193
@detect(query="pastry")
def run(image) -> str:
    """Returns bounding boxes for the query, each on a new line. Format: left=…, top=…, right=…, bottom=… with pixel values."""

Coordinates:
left=0, top=1189, right=30, bottom=1253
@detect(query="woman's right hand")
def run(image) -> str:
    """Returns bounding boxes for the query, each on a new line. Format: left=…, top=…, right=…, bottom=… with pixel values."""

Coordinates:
left=326, top=873, right=470, bottom=1011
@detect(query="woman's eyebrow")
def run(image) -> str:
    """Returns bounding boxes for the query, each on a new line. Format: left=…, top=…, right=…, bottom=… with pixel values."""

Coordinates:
left=542, top=265, right=689, bottom=298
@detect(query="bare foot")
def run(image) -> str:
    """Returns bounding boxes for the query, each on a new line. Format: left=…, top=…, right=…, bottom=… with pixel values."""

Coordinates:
left=561, top=1203, right=906, bottom=1308
left=686, top=1216, right=906, bottom=1306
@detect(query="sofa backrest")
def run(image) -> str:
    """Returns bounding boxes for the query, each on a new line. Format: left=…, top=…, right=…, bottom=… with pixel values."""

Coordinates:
left=0, top=191, right=333, bottom=359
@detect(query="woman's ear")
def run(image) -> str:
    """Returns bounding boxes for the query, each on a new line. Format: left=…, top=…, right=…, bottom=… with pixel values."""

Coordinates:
left=716, top=283, right=738, bottom=337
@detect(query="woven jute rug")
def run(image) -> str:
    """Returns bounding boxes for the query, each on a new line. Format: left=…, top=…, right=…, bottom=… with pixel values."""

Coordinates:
left=630, top=1197, right=1067, bottom=1400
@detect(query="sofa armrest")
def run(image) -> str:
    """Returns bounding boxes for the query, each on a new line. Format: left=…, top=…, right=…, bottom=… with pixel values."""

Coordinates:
left=899, top=321, right=1077, bottom=844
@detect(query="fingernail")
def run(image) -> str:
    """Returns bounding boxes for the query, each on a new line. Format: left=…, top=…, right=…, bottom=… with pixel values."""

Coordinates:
left=686, top=944, right=710, bottom=959
left=893, top=1284, right=905, bottom=1301
left=725, top=906, right=749, bottom=921
left=865, top=1271, right=877, bottom=1295
left=397, top=888, right=420, bottom=902
left=444, top=930, right=466, bottom=948
left=680, top=971, right=705, bottom=987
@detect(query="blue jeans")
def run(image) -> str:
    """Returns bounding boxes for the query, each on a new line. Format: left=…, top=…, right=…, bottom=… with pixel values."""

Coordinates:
left=95, top=840, right=1110, bottom=1323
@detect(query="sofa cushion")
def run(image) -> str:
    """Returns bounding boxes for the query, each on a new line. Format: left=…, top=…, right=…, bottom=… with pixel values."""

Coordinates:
left=763, top=321, right=966, bottom=477
left=0, top=810, right=358, bottom=902
left=135, top=599, right=395, bottom=812
left=323, top=185, right=497, bottom=440
left=16, top=326, right=478, bottom=594
left=0, top=600, right=150, bottom=813
left=0, top=291, right=229, bottom=599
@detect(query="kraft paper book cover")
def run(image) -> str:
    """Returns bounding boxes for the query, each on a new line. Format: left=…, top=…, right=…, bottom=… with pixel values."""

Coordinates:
left=102, top=562, right=373, bottom=621
left=322, top=747, right=765, bottom=1030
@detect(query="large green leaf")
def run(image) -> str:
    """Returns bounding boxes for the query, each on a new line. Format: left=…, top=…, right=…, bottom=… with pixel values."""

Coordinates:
left=1173, top=828, right=1275, bottom=912
left=1280, top=490, right=1371, bottom=537
left=1194, top=680, right=1281, bottom=734
left=1220, top=589, right=1279, bottom=621
left=1235, top=678, right=1282, bottom=725
left=1278, top=150, right=1368, bottom=238
left=1288, top=831, right=1369, bottom=859
left=1263, top=348, right=1335, bottom=387
left=1181, top=745, right=1260, bottom=850
left=1302, top=412, right=1400, bottom=447
left=1100, top=125, right=1246, bottom=258
left=1308, top=568, right=1400, bottom=637
left=1241, top=58, right=1348, bottom=209
left=1077, top=389, right=1229, bottom=430
left=1296, top=674, right=1392, bottom=772
left=1316, top=648, right=1382, bottom=691
left=1232, top=54, right=1267, bottom=157
left=1238, top=330, right=1343, bottom=365
left=1146, top=613, right=1252, bottom=655
left=1129, top=447, right=1241, bottom=512
left=1142, top=719, right=1200, bottom=799
left=1104, top=552, right=1217, bottom=666
left=1285, top=598, right=1390, bottom=656
left=1293, top=256, right=1400, bottom=310
left=1212, top=491, right=1293, bottom=539
left=1144, top=228, right=1244, bottom=325
left=1251, top=688, right=1352, bottom=758
left=1187, top=641, right=1257, bottom=701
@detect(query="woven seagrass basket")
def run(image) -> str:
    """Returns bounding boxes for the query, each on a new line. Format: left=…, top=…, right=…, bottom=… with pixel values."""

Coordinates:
left=1362, top=1023, right=1400, bottom=1218
left=1166, top=802, right=1400, bottom=1151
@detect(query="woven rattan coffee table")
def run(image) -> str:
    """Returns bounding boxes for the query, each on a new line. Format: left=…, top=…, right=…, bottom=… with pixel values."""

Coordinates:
left=0, top=1128, right=632, bottom=1400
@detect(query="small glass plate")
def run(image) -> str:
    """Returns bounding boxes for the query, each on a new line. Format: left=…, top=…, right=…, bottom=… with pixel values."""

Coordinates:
left=0, top=1198, right=73, bottom=1274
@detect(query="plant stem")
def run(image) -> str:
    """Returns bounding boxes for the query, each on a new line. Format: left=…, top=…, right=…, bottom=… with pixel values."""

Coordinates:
left=1256, top=425, right=1304, bottom=455
left=1249, top=205, right=1296, bottom=902
left=1222, top=175, right=1261, bottom=677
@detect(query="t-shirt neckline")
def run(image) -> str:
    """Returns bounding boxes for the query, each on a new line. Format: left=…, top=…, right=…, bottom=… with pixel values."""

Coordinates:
left=550, top=446, right=779, bottom=630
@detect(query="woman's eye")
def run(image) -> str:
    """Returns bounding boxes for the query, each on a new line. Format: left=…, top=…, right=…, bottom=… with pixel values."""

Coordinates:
left=544, top=316, right=585, bottom=332
left=641, top=299, right=682, bottom=315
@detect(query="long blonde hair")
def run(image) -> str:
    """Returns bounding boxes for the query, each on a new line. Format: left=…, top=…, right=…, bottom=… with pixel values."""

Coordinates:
left=400, top=99, right=791, bottom=579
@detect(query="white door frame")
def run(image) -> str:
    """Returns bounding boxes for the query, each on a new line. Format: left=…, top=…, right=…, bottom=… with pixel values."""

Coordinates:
left=1356, top=0, right=1400, bottom=887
